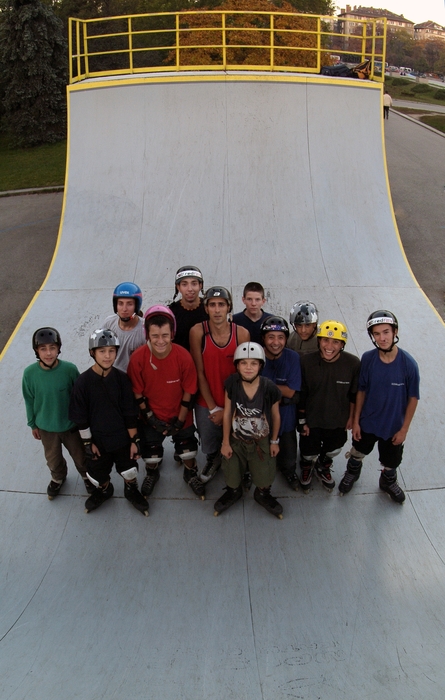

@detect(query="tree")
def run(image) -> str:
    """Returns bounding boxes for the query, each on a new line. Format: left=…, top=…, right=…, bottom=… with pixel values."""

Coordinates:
left=167, top=0, right=331, bottom=70
left=0, top=0, right=67, bottom=146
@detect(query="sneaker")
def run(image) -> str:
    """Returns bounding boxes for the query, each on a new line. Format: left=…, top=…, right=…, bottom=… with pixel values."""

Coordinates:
left=315, top=459, right=335, bottom=491
left=214, top=485, right=243, bottom=516
left=379, top=471, right=405, bottom=504
left=200, top=451, right=222, bottom=483
left=253, top=487, right=283, bottom=518
left=47, top=478, right=66, bottom=500
left=242, top=471, right=252, bottom=491
left=141, top=468, right=160, bottom=497
left=299, top=464, right=313, bottom=493
left=283, top=470, right=299, bottom=491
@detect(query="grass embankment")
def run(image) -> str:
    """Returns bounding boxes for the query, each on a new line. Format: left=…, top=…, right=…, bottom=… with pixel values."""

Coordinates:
left=386, top=78, right=445, bottom=134
left=0, top=134, right=66, bottom=192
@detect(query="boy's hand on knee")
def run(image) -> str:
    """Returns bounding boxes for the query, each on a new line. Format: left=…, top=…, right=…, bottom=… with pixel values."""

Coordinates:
left=32, top=428, right=41, bottom=440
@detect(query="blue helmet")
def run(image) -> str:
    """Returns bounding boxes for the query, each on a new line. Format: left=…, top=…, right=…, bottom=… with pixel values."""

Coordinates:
left=112, top=282, right=143, bottom=314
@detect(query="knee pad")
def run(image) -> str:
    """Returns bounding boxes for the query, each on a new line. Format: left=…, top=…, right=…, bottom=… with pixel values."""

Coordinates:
left=301, top=454, right=318, bottom=464
left=86, top=472, right=100, bottom=488
left=175, top=434, right=198, bottom=461
left=120, top=466, right=138, bottom=481
left=325, top=447, right=342, bottom=460
left=345, top=447, right=366, bottom=465
left=144, top=443, right=164, bottom=466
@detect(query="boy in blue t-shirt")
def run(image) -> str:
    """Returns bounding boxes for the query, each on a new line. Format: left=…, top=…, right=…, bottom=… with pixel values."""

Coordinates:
left=232, top=282, right=269, bottom=344
left=339, top=310, right=419, bottom=503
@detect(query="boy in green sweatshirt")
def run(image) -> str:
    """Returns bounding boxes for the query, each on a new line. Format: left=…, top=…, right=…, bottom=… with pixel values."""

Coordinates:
left=22, top=327, right=89, bottom=499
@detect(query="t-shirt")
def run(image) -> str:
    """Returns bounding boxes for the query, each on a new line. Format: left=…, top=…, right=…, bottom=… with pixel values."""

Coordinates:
left=232, top=310, right=269, bottom=344
left=287, top=331, right=318, bottom=356
left=102, top=314, right=145, bottom=372
left=197, top=321, right=239, bottom=409
left=225, top=374, right=281, bottom=441
left=169, top=299, right=208, bottom=351
left=127, top=343, right=197, bottom=426
left=358, top=347, right=420, bottom=440
left=262, top=348, right=301, bottom=434
left=69, top=367, right=138, bottom=452
left=22, top=360, right=79, bottom=432
left=300, top=351, right=361, bottom=429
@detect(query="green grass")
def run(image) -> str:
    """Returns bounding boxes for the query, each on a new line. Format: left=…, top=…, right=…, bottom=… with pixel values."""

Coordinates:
left=0, top=134, right=67, bottom=192
left=385, top=77, right=445, bottom=106
left=419, top=114, right=445, bottom=134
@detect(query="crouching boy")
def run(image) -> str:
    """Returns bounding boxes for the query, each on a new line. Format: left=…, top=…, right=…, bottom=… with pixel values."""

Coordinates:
left=214, top=342, right=283, bottom=518
left=69, top=329, right=148, bottom=516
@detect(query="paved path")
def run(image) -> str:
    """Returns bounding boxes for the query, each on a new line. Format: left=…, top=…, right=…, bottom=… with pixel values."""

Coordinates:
left=392, top=98, right=445, bottom=113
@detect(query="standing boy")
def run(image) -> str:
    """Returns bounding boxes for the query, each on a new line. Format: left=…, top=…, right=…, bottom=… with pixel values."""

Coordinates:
left=339, top=310, right=419, bottom=503
left=127, top=305, right=204, bottom=500
left=102, top=282, right=145, bottom=372
left=190, top=287, right=249, bottom=482
left=232, top=282, right=269, bottom=344
left=214, top=342, right=283, bottom=518
left=299, top=320, right=360, bottom=492
left=260, top=316, right=302, bottom=491
left=287, top=300, right=319, bottom=355
left=22, top=327, right=89, bottom=499
left=69, top=329, right=148, bottom=515
left=169, top=266, right=207, bottom=351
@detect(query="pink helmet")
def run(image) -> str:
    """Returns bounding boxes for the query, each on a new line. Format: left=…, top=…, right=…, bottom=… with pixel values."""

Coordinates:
left=143, top=305, right=176, bottom=340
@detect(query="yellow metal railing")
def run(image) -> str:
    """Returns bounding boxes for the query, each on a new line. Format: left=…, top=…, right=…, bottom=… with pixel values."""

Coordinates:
left=69, top=11, right=386, bottom=84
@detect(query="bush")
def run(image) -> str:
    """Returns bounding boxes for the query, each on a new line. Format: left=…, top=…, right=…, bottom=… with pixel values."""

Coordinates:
left=411, top=83, right=432, bottom=93
left=391, top=77, right=410, bottom=86
left=401, top=91, right=412, bottom=96
left=434, top=89, right=445, bottom=100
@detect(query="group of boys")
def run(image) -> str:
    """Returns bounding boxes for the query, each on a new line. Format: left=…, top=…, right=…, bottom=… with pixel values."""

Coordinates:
left=22, top=265, right=420, bottom=519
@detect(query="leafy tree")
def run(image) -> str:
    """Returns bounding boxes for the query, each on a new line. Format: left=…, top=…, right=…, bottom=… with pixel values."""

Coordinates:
left=165, top=0, right=330, bottom=69
left=0, top=0, right=67, bottom=146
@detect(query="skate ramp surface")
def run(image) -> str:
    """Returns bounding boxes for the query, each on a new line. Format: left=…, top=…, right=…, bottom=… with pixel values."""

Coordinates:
left=1, top=73, right=445, bottom=700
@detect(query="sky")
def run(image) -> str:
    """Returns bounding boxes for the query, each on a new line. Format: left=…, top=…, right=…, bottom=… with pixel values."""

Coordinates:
left=336, top=1, right=445, bottom=26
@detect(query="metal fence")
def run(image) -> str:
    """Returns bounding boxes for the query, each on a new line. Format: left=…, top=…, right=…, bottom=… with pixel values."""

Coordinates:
left=69, top=10, right=386, bottom=83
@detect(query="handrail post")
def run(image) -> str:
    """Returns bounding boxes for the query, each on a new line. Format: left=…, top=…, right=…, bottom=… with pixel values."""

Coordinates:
left=317, top=16, right=321, bottom=72
left=128, top=16, right=133, bottom=74
left=270, top=14, right=274, bottom=71
left=68, top=18, right=73, bottom=83
left=176, top=13, right=180, bottom=70
left=361, top=19, right=366, bottom=62
left=222, top=13, right=226, bottom=70
left=83, top=21, right=89, bottom=78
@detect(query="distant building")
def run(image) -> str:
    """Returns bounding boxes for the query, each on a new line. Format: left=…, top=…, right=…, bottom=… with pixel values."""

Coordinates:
left=414, top=21, right=445, bottom=42
left=337, top=6, right=415, bottom=37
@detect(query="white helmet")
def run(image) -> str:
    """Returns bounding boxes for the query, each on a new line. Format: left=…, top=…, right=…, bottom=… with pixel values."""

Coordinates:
left=234, top=342, right=265, bottom=366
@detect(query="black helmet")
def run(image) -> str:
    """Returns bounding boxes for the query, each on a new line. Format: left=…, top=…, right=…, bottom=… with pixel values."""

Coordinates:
left=32, top=328, right=62, bottom=358
left=204, top=286, right=233, bottom=312
left=260, top=316, right=290, bottom=339
left=366, top=310, right=399, bottom=350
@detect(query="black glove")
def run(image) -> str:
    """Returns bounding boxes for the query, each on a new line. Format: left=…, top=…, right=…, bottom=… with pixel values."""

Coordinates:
left=146, top=411, right=171, bottom=434
left=82, top=438, right=96, bottom=459
left=131, top=435, right=142, bottom=457
left=166, top=417, right=185, bottom=436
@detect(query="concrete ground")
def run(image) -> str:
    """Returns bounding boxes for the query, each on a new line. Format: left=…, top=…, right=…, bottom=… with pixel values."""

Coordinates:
left=1, top=108, right=443, bottom=352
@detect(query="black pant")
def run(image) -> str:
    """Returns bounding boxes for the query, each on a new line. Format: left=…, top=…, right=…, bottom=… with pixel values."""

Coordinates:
left=353, top=430, right=403, bottom=469
left=299, top=427, right=347, bottom=462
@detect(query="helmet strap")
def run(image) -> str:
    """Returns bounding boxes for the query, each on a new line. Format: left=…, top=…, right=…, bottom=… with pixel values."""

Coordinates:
left=38, top=357, right=59, bottom=369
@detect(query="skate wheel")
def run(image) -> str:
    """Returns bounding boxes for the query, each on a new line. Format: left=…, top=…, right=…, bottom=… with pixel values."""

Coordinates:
left=47, top=496, right=54, bottom=501
left=277, top=513, right=283, bottom=519
left=214, top=510, right=219, bottom=517
left=200, top=495, right=206, bottom=501
left=85, top=508, right=90, bottom=513
left=143, top=510, right=149, bottom=517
